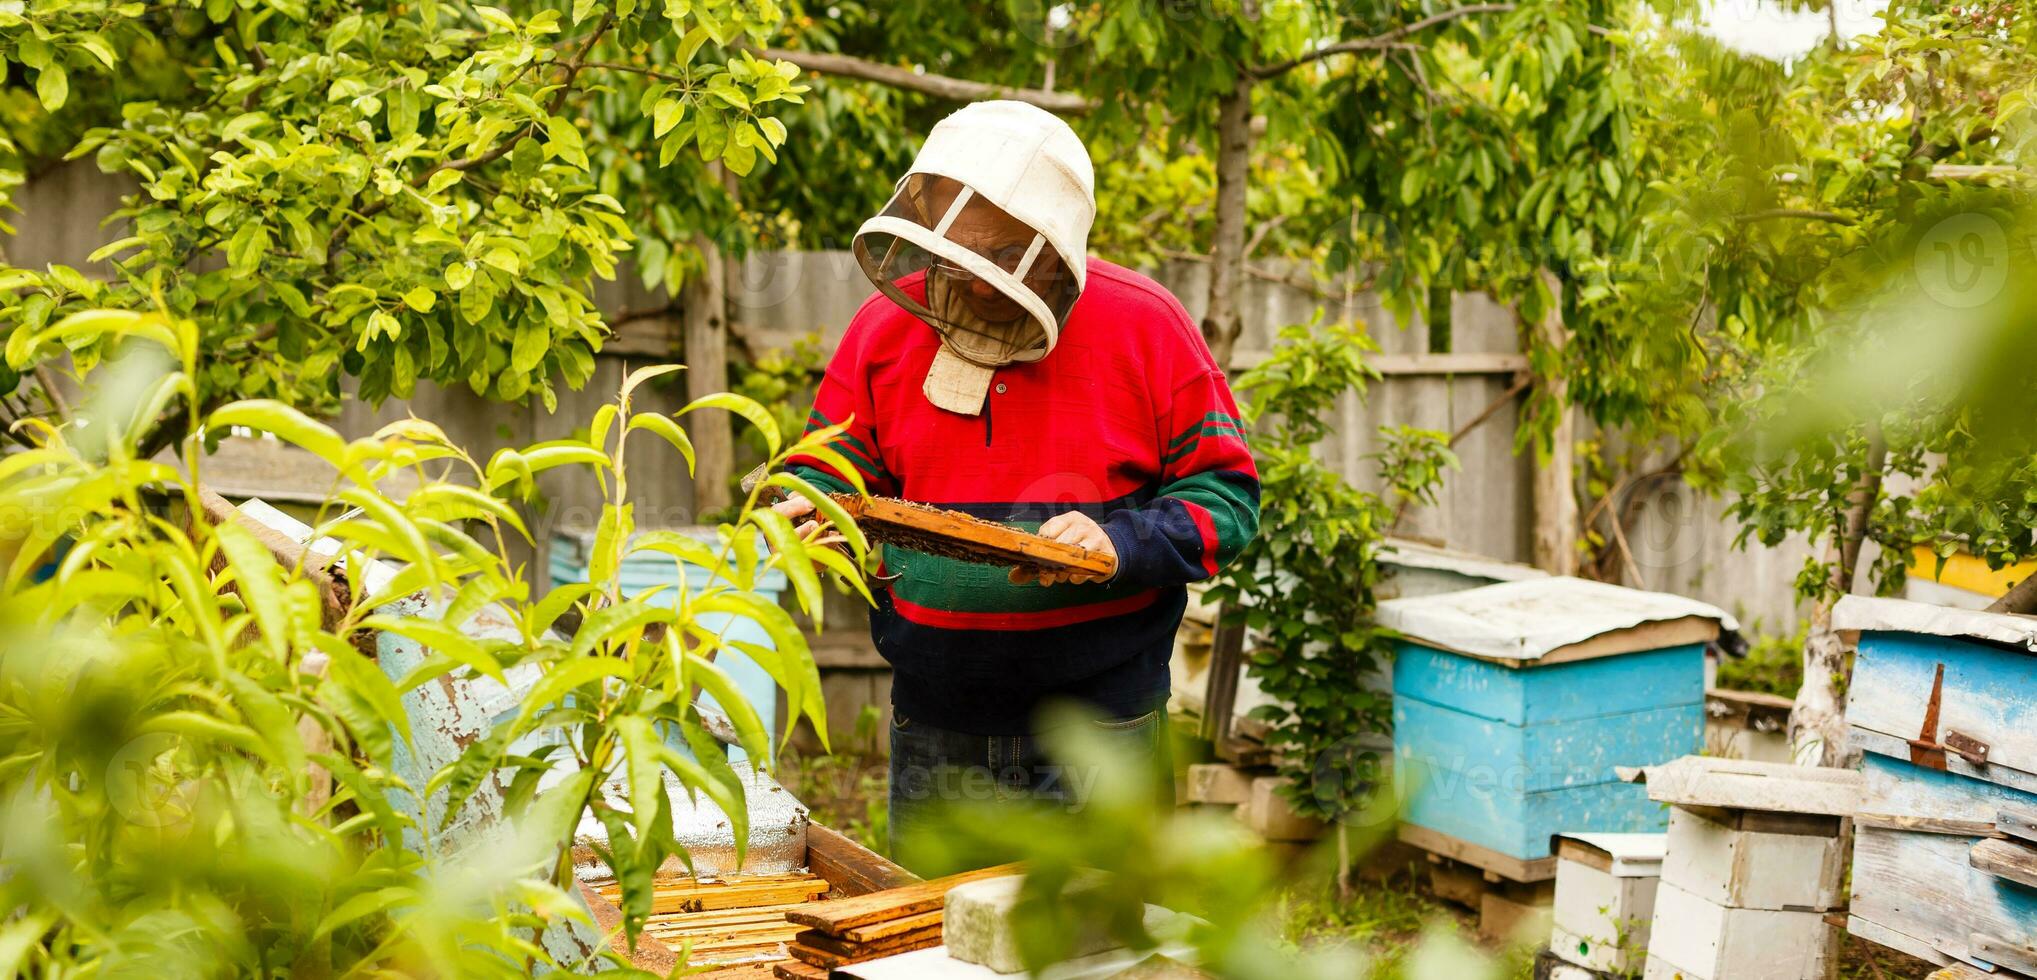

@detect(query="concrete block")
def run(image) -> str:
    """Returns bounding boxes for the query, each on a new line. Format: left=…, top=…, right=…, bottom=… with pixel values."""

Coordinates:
left=1238, top=776, right=1325, bottom=841
left=1186, top=764, right=1254, bottom=805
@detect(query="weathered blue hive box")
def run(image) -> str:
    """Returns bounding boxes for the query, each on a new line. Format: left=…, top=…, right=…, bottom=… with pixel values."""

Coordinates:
left=1835, top=596, right=2037, bottom=972
left=1379, top=577, right=1727, bottom=878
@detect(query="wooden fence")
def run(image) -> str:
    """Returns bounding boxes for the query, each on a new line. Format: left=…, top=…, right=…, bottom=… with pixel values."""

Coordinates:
left=4, top=162, right=1814, bottom=743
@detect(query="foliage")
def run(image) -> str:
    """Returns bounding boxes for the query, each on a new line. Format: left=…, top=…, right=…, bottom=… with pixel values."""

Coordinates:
left=1207, top=318, right=1455, bottom=824
left=0, top=1, right=808, bottom=448
left=0, top=306, right=873, bottom=974
left=1684, top=1, right=2037, bottom=599
left=1713, top=623, right=1809, bottom=699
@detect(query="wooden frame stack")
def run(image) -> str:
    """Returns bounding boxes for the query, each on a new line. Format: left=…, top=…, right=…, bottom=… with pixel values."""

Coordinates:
left=771, top=863, right=1023, bottom=979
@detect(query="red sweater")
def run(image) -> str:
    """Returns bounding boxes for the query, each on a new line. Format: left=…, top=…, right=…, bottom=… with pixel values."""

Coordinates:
left=787, top=258, right=1260, bottom=734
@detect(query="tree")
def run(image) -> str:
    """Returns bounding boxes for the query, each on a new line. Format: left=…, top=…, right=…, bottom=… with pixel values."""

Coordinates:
left=1573, top=0, right=2036, bottom=764
left=0, top=0, right=808, bottom=462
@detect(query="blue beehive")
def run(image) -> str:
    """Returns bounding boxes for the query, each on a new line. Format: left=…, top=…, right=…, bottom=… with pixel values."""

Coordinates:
left=1835, top=596, right=2037, bottom=971
left=550, top=526, right=786, bottom=756
left=1379, top=577, right=1726, bottom=876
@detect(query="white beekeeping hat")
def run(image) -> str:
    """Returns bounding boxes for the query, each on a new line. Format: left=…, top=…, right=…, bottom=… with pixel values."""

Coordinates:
left=852, top=100, right=1096, bottom=415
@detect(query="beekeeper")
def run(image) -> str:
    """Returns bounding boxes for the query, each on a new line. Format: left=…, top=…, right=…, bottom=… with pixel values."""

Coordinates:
left=776, top=101, right=1261, bottom=865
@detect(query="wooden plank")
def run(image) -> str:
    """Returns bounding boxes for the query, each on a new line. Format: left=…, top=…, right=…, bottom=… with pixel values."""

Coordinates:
left=1847, top=914, right=1954, bottom=968
left=577, top=880, right=682, bottom=975
left=806, top=822, right=918, bottom=896
left=842, top=909, right=943, bottom=944
left=1626, top=755, right=1862, bottom=817
left=1853, top=812, right=2003, bottom=838
left=1201, top=609, right=1245, bottom=749
left=834, top=495, right=1116, bottom=576
left=1969, top=837, right=2037, bottom=889
left=1849, top=632, right=2037, bottom=786
left=645, top=905, right=811, bottom=931
left=1398, top=822, right=1557, bottom=883
left=1394, top=644, right=1704, bottom=727
left=794, top=922, right=942, bottom=959
left=1970, top=933, right=2037, bottom=977
left=772, top=960, right=830, bottom=980
left=1228, top=350, right=1528, bottom=375
left=1852, top=823, right=2037, bottom=967
left=603, top=875, right=831, bottom=915
left=1397, top=697, right=1703, bottom=794
left=2000, top=805, right=2037, bottom=845
left=1925, top=965, right=1994, bottom=980
left=1853, top=727, right=2037, bottom=798
left=784, top=863, right=1023, bottom=934
left=1703, top=688, right=1794, bottom=733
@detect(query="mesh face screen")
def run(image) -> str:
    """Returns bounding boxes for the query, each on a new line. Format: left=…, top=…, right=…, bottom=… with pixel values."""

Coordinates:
left=854, top=174, right=1080, bottom=366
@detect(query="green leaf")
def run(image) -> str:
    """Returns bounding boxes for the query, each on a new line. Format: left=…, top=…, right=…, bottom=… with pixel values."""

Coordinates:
left=361, top=615, right=506, bottom=684
left=626, top=413, right=696, bottom=475
left=653, top=97, right=685, bottom=138
left=208, top=400, right=346, bottom=464
left=516, top=656, right=630, bottom=726
left=403, top=286, right=437, bottom=313
left=444, top=261, right=474, bottom=291
left=313, top=887, right=416, bottom=943
left=679, top=392, right=779, bottom=455
left=226, top=222, right=269, bottom=275
left=214, top=522, right=293, bottom=659
left=616, top=715, right=665, bottom=842
left=676, top=25, right=711, bottom=65
left=569, top=600, right=674, bottom=658
left=686, top=654, right=771, bottom=764
left=36, top=64, right=66, bottom=112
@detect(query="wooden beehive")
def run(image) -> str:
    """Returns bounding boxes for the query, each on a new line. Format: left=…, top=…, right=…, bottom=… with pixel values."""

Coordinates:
left=1622, top=756, right=1858, bottom=980
left=1378, top=577, right=1725, bottom=877
left=1835, top=596, right=2037, bottom=973
left=1550, top=833, right=1664, bottom=976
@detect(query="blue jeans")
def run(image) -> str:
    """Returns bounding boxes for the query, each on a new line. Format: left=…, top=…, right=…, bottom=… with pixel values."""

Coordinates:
left=886, top=707, right=1172, bottom=870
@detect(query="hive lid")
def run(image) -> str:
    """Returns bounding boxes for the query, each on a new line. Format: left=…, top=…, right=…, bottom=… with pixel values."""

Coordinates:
left=1834, top=595, right=2037, bottom=655
left=1552, top=832, right=1666, bottom=877
left=1615, top=755, right=1861, bottom=817
left=1375, top=576, right=1735, bottom=665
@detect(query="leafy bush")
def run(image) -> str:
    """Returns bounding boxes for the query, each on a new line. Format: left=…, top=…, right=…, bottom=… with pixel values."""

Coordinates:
left=1207, top=318, right=1455, bottom=824
left=0, top=1, right=807, bottom=451
left=0, top=308, right=870, bottom=974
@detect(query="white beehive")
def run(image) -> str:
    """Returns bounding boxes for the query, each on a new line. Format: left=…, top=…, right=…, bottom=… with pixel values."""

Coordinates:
left=1550, top=833, right=1664, bottom=975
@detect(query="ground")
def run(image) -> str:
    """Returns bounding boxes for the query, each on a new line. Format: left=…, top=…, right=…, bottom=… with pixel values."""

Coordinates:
left=772, top=735, right=1938, bottom=979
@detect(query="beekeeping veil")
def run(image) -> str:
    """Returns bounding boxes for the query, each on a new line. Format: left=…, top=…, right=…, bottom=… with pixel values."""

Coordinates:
left=853, top=100, right=1095, bottom=415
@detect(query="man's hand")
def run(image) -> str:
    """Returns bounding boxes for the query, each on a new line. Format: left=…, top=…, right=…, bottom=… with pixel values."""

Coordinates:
left=1011, top=511, right=1117, bottom=586
left=769, top=494, right=818, bottom=530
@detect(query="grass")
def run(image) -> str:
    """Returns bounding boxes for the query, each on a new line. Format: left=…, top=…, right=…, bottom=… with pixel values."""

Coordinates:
left=1276, top=863, right=1538, bottom=979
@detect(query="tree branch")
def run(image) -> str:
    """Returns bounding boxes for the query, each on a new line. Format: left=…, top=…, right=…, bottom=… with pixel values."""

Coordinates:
left=1251, top=5, right=1517, bottom=78
left=584, top=61, right=689, bottom=84
left=1738, top=208, right=1858, bottom=226
left=748, top=46, right=1097, bottom=113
